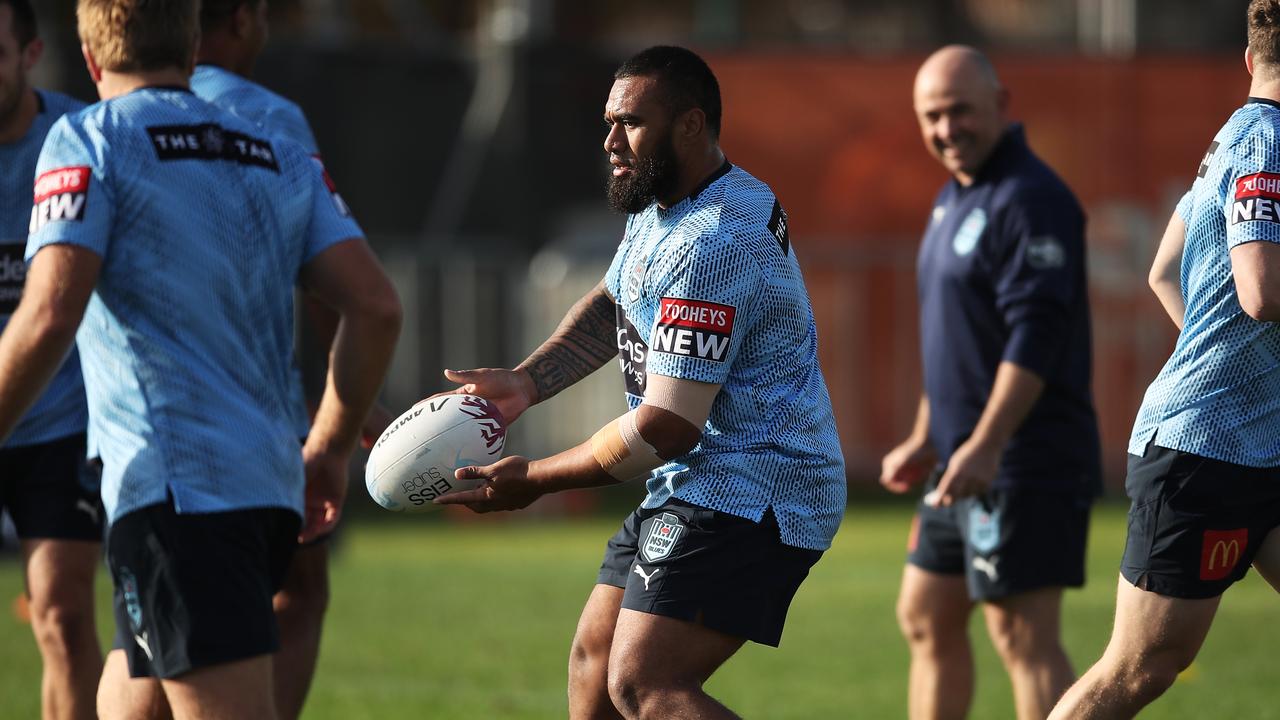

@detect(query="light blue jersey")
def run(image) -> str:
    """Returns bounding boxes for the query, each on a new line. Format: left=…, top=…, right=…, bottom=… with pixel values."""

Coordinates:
left=0, top=89, right=87, bottom=447
left=604, top=163, right=846, bottom=551
left=1129, top=98, right=1280, bottom=466
left=190, top=64, right=318, bottom=153
left=26, top=87, right=361, bottom=523
left=191, top=63, right=338, bottom=438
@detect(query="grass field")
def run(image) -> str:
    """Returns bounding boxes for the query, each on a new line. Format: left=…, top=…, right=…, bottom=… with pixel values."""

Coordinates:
left=1, top=501, right=1277, bottom=719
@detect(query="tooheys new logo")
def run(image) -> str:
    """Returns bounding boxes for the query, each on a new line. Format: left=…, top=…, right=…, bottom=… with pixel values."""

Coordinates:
left=651, top=297, right=735, bottom=363
left=1232, top=171, right=1280, bottom=224
left=29, top=166, right=90, bottom=234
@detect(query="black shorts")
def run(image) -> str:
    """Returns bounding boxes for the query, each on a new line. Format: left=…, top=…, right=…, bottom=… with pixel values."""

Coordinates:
left=107, top=498, right=300, bottom=678
left=1121, top=444, right=1280, bottom=599
left=907, top=479, right=1092, bottom=601
left=597, top=499, right=823, bottom=647
left=0, top=433, right=103, bottom=544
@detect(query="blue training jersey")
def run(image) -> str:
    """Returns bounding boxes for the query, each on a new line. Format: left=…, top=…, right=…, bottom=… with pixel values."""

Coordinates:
left=1, top=89, right=87, bottom=447
left=191, top=63, right=335, bottom=438
left=190, top=64, right=318, bottom=153
left=1129, top=98, right=1280, bottom=466
left=918, top=124, right=1100, bottom=494
left=604, top=162, right=847, bottom=551
left=26, top=86, right=362, bottom=523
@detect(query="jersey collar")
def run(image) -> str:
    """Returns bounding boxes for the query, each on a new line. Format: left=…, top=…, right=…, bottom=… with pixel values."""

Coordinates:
left=1247, top=96, right=1280, bottom=110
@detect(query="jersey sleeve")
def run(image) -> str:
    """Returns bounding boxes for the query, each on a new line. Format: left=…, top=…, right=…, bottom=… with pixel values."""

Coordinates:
left=1175, top=189, right=1194, bottom=224
left=1225, top=130, right=1280, bottom=249
left=269, top=103, right=320, bottom=155
left=25, top=116, right=113, bottom=261
left=643, top=229, right=761, bottom=384
left=301, top=153, right=363, bottom=261
left=990, top=194, right=1085, bottom=378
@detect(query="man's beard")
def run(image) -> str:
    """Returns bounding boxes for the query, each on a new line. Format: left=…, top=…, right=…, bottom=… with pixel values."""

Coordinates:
left=606, top=136, right=680, bottom=214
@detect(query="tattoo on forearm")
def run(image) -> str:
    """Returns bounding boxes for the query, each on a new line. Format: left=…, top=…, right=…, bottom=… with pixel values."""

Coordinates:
left=522, top=289, right=618, bottom=402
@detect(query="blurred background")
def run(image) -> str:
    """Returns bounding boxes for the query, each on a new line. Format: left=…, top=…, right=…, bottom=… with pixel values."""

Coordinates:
left=26, top=0, right=1252, bottom=502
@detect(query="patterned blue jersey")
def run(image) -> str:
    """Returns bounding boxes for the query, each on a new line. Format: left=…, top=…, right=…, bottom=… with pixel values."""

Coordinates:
left=190, top=64, right=318, bottom=153
left=604, top=163, right=846, bottom=551
left=1130, top=98, right=1280, bottom=466
left=0, top=90, right=87, bottom=447
left=26, top=87, right=362, bottom=522
left=191, top=63, right=331, bottom=438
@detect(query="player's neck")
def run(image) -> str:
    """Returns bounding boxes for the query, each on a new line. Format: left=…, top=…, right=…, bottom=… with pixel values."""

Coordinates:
left=196, top=44, right=254, bottom=78
left=658, top=147, right=727, bottom=209
left=96, top=68, right=191, bottom=101
left=1249, top=75, right=1280, bottom=105
left=0, top=87, right=38, bottom=145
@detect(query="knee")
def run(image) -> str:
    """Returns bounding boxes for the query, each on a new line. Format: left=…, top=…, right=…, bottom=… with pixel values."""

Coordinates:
left=568, top=625, right=610, bottom=678
left=28, top=595, right=94, bottom=652
left=605, top=668, right=663, bottom=720
left=896, top=595, right=964, bottom=651
left=986, top=613, right=1056, bottom=664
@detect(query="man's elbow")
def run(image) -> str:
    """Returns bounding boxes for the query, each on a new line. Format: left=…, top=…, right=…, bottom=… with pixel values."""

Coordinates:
left=1238, top=288, right=1280, bottom=323
left=635, top=407, right=703, bottom=459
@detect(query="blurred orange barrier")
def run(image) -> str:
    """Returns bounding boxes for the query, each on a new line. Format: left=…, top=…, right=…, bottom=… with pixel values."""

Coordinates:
left=707, top=54, right=1241, bottom=490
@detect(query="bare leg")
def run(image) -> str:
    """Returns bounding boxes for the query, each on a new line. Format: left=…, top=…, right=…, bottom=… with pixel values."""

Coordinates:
left=96, top=649, right=171, bottom=720
left=160, top=655, right=277, bottom=720
left=896, top=564, right=975, bottom=720
left=983, top=587, right=1075, bottom=720
left=272, top=541, right=329, bottom=720
left=1048, top=575, right=1218, bottom=720
left=568, top=585, right=625, bottom=720
left=23, top=538, right=102, bottom=720
left=1248, top=527, right=1280, bottom=593
left=606, top=609, right=746, bottom=720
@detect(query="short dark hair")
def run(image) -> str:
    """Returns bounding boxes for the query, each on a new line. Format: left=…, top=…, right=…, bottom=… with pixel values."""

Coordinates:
left=200, top=0, right=259, bottom=32
left=615, top=45, right=722, bottom=138
left=1, top=0, right=38, bottom=47
left=1250, top=0, right=1280, bottom=67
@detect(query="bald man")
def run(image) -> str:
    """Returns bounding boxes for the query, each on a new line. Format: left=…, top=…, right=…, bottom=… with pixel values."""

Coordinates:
left=879, top=45, right=1100, bottom=720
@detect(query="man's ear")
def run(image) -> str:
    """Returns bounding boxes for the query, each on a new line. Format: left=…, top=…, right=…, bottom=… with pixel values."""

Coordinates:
left=1247, top=44, right=1256, bottom=77
left=233, top=1, right=255, bottom=39
left=81, top=42, right=103, bottom=84
left=20, top=37, right=43, bottom=73
left=676, top=107, right=706, bottom=144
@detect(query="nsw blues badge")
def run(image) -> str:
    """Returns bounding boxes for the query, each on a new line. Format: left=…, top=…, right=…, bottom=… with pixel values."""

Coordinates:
left=967, top=503, right=1001, bottom=555
left=640, top=512, right=685, bottom=563
left=953, top=208, right=986, bottom=256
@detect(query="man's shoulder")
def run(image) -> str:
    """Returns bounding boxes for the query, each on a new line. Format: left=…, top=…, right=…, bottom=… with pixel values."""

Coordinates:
left=36, top=88, right=87, bottom=117
left=993, top=152, right=1081, bottom=216
left=695, top=165, right=781, bottom=233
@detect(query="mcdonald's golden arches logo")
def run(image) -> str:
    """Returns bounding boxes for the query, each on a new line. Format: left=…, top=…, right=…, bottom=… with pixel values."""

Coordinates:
left=1199, top=528, right=1247, bottom=581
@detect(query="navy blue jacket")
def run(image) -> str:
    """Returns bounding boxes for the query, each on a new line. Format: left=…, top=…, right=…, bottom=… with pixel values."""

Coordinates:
left=917, top=124, right=1101, bottom=494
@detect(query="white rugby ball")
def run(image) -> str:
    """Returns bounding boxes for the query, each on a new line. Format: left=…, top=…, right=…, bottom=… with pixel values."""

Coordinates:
left=364, top=394, right=507, bottom=512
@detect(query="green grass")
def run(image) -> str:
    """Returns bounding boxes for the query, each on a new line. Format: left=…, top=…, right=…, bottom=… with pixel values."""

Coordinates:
left=1, top=502, right=1277, bottom=718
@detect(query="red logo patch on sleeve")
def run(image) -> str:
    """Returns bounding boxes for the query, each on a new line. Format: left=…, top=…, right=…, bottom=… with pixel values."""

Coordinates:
left=1199, top=528, right=1247, bottom=581
left=311, top=154, right=351, bottom=217
left=1232, top=172, right=1280, bottom=225
left=651, top=297, right=736, bottom=362
left=30, top=166, right=91, bottom=234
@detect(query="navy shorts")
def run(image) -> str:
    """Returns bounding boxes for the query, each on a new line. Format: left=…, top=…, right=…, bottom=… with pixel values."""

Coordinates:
left=1121, top=444, right=1280, bottom=599
left=0, top=433, right=103, bottom=544
left=107, top=497, right=299, bottom=678
left=598, top=499, right=822, bottom=647
left=907, top=477, right=1092, bottom=601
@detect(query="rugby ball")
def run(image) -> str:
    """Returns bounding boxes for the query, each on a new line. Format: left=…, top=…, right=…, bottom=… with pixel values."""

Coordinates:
left=364, top=395, right=507, bottom=512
